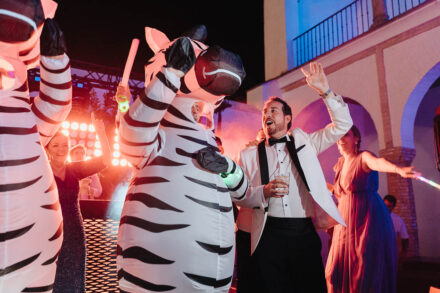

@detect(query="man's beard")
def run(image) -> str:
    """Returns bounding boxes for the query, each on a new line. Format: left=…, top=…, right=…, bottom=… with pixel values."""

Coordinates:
left=265, top=121, right=285, bottom=137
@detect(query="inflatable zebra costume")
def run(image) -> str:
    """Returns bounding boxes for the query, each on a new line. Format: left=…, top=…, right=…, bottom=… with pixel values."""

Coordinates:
left=117, top=26, right=248, bottom=292
left=0, top=1, right=71, bottom=292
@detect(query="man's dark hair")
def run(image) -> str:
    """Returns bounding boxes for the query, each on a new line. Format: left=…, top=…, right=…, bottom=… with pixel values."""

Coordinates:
left=350, top=125, right=362, bottom=153
left=384, top=194, right=397, bottom=206
left=265, top=96, right=292, bottom=130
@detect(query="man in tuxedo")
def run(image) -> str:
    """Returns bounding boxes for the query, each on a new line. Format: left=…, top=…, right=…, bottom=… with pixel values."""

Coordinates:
left=236, top=62, right=353, bottom=292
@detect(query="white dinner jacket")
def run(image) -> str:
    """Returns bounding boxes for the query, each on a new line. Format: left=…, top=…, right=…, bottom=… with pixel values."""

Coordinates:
left=237, top=95, right=353, bottom=254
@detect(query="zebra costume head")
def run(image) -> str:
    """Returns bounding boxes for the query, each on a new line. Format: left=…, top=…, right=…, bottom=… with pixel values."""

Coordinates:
left=144, top=25, right=246, bottom=119
left=0, top=0, right=58, bottom=72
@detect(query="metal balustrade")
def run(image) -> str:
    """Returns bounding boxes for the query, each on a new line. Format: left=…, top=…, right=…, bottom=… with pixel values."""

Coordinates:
left=292, top=0, right=428, bottom=67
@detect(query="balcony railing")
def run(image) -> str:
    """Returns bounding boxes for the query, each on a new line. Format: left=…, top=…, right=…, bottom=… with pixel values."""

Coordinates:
left=292, top=0, right=428, bottom=67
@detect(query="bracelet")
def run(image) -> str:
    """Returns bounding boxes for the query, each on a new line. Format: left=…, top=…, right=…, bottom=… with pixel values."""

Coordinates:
left=320, top=88, right=332, bottom=98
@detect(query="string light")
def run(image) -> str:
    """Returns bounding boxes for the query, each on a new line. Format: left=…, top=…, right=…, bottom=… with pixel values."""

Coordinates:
left=61, top=120, right=130, bottom=168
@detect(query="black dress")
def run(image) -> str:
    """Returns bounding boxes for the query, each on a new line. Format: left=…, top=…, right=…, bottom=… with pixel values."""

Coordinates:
left=53, top=157, right=106, bottom=293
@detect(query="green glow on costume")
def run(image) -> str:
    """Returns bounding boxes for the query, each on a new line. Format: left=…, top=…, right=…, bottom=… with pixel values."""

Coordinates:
left=220, top=167, right=243, bottom=187
left=118, top=96, right=129, bottom=112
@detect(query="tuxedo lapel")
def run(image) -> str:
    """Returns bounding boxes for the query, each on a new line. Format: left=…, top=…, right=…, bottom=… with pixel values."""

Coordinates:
left=257, top=140, right=269, bottom=185
left=287, top=135, right=310, bottom=192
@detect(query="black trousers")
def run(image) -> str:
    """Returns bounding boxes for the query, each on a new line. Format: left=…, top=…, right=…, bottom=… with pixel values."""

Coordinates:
left=236, top=229, right=263, bottom=293
left=253, top=217, right=327, bottom=293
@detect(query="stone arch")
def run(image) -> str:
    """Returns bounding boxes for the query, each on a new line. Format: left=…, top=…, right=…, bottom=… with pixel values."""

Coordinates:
left=401, top=62, right=440, bottom=149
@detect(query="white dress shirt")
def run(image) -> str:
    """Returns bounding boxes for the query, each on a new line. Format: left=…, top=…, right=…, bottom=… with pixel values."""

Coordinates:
left=267, top=138, right=315, bottom=218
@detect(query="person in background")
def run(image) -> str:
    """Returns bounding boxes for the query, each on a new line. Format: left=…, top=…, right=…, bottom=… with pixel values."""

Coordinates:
left=384, top=194, right=409, bottom=264
left=46, top=113, right=111, bottom=292
left=244, top=128, right=265, bottom=148
left=215, top=136, right=225, bottom=154
left=70, top=144, right=103, bottom=199
left=326, top=125, right=420, bottom=293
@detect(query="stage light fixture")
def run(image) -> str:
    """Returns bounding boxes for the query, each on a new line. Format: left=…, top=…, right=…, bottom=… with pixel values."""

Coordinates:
left=71, top=122, right=79, bottom=130
left=80, top=123, right=87, bottom=131
left=88, top=125, right=95, bottom=132
left=94, top=149, right=102, bottom=156
left=62, top=121, right=70, bottom=129
left=120, top=159, right=127, bottom=166
left=113, top=151, right=120, bottom=158
left=112, top=159, right=120, bottom=166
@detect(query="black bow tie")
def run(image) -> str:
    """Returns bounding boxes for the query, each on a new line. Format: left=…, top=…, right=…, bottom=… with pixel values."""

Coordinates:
left=268, top=137, right=288, bottom=146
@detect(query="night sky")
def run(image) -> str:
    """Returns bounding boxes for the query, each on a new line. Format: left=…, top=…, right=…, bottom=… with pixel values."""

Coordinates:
left=55, top=0, right=265, bottom=102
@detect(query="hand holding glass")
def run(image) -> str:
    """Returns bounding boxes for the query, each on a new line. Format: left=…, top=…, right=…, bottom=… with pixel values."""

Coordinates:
left=274, top=172, right=289, bottom=197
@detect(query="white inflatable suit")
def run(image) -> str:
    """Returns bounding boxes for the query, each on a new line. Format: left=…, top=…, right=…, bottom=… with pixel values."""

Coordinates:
left=0, top=1, right=72, bottom=292
left=117, top=26, right=248, bottom=292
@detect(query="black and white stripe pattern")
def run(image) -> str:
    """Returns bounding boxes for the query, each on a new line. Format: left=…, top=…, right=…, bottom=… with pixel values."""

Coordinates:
left=117, top=67, right=241, bottom=291
left=0, top=53, right=71, bottom=292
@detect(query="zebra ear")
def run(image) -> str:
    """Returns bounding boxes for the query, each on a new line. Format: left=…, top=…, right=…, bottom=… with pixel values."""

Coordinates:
left=145, top=27, right=170, bottom=54
left=182, top=24, right=207, bottom=42
left=41, top=0, right=58, bottom=19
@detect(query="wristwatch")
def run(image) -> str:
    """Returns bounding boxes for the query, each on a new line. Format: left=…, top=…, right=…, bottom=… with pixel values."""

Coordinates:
left=320, top=88, right=332, bottom=98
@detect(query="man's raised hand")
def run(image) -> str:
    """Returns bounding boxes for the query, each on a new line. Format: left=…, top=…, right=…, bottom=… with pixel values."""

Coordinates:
left=300, top=62, right=330, bottom=95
